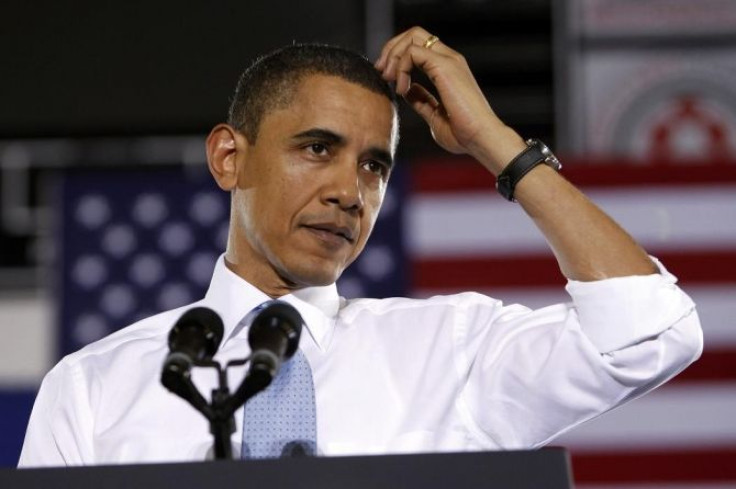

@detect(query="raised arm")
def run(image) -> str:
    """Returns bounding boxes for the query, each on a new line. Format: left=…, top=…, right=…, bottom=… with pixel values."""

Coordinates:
left=375, top=27, right=656, bottom=281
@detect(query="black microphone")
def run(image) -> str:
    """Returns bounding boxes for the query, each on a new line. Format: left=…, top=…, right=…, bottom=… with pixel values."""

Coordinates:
left=161, top=307, right=224, bottom=395
left=246, top=300, right=303, bottom=384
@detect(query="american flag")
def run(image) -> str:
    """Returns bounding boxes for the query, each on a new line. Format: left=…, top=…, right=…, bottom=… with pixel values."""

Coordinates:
left=12, top=156, right=736, bottom=486
left=409, top=157, right=736, bottom=488
left=57, top=164, right=407, bottom=354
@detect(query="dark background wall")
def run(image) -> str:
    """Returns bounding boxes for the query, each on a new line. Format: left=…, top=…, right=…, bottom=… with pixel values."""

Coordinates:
left=0, top=1, right=555, bottom=145
left=0, top=1, right=366, bottom=137
left=0, top=0, right=556, bottom=273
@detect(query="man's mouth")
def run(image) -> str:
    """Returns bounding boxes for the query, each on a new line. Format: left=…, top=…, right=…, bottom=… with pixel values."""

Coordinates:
left=302, top=223, right=355, bottom=243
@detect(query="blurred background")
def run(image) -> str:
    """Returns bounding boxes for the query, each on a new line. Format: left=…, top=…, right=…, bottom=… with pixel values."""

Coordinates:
left=1, top=0, right=735, bottom=486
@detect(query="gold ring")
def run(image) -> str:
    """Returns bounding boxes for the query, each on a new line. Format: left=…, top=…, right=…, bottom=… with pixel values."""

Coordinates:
left=423, top=35, right=439, bottom=50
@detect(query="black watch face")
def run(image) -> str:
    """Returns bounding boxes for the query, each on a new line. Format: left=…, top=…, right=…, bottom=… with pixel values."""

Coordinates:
left=533, top=140, right=560, bottom=169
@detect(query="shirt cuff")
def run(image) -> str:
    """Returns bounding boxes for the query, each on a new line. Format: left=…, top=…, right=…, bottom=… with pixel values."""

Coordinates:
left=564, top=257, right=696, bottom=354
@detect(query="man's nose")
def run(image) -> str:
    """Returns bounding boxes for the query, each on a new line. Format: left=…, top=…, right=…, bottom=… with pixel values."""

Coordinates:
left=323, top=161, right=363, bottom=212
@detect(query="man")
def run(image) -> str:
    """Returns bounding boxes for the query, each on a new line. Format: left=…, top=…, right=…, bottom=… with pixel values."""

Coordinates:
left=19, top=27, right=702, bottom=466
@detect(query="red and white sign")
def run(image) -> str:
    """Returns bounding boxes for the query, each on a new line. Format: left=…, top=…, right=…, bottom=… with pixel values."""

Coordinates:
left=560, top=0, right=736, bottom=162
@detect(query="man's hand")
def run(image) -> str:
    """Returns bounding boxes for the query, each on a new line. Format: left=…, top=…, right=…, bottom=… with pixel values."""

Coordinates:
left=375, top=26, right=525, bottom=175
left=376, top=27, right=657, bottom=281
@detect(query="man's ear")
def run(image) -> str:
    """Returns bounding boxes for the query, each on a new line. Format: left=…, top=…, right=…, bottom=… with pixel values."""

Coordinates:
left=206, top=123, right=246, bottom=191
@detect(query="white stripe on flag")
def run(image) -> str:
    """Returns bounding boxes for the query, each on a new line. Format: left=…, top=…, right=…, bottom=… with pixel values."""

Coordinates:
left=556, top=383, right=736, bottom=451
left=688, top=285, right=736, bottom=347
left=408, top=185, right=736, bottom=256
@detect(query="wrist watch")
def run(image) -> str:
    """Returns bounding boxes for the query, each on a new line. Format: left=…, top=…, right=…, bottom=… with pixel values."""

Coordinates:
left=495, top=139, right=562, bottom=202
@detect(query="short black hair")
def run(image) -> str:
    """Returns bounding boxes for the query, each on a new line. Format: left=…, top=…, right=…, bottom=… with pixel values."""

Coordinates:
left=227, top=43, right=398, bottom=143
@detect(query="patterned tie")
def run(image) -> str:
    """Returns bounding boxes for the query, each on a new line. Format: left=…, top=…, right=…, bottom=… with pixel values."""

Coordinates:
left=241, top=348, right=317, bottom=458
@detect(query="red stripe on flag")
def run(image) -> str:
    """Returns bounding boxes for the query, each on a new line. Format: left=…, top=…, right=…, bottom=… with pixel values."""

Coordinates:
left=413, top=251, right=736, bottom=288
left=672, top=350, right=736, bottom=383
left=414, top=255, right=565, bottom=288
left=412, top=159, right=736, bottom=193
left=570, top=448, right=736, bottom=483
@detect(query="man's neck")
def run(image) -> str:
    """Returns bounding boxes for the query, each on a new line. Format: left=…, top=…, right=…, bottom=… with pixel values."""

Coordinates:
left=223, top=254, right=303, bottom=299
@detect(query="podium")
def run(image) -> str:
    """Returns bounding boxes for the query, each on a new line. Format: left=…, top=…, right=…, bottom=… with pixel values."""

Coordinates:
left=1, top=449, right=572, bottom=489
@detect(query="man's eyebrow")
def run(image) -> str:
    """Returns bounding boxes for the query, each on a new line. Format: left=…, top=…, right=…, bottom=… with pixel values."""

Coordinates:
left=292, top=128, right=345, bottom=145
left=292, top=127, right=394, bottom=169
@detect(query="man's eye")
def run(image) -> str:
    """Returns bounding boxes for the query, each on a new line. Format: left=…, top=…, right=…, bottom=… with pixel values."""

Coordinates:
left=308, top=143, right=328, bottom=155
left=362, top=160, right=388, bottom=177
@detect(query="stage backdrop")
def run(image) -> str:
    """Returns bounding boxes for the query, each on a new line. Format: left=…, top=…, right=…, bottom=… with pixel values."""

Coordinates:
left=2, top=156, right=732, bottom=487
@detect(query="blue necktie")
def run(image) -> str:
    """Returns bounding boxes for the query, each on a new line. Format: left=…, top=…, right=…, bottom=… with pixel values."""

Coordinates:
left=241, top=348, right=317, bottom=458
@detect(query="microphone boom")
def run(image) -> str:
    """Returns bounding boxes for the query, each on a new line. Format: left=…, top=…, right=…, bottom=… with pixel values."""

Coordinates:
left=246, top=300, right=303, bottom=381
left=161, top=307, right=224, bottom=394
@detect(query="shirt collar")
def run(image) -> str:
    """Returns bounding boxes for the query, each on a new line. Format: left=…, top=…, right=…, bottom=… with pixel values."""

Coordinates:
left=203, top=255, right=340, bottom=350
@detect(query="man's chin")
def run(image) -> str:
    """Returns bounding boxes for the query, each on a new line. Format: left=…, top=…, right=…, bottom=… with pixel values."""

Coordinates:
left=278, top=265, right=343, bottom=289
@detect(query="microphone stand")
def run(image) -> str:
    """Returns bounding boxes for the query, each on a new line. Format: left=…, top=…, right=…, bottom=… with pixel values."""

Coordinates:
left=162, top=300, right=303, bottom=460
left=180, top=356, right=274, bottom=460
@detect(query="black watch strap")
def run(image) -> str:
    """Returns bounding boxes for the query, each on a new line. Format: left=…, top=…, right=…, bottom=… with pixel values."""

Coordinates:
left=495, top=139, right=561, bottom=202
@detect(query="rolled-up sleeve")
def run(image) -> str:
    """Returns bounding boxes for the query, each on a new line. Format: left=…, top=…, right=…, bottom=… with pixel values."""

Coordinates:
left=567, top=257, right=701, bottom=355
left=457, top=257, right=703, bottom=450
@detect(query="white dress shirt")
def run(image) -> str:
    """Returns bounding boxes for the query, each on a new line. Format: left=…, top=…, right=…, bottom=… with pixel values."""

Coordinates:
left=19, top=255, right=702, bottom=466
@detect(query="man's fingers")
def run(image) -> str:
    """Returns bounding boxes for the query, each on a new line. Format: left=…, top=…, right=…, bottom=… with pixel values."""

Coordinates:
left=404, top=83, right=440, bottom=123
left=375, top=26, right=451, bottom=72
left=375, top=27, right=426, bottom=69
left=392, top=44, right=447, bottom=95
left=375, top=31, right=412, bottom=70
left=379, top=35, right=420, bottom=78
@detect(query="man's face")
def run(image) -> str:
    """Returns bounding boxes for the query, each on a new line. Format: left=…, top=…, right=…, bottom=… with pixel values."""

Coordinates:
left=227, top=74, right=398, bottom=294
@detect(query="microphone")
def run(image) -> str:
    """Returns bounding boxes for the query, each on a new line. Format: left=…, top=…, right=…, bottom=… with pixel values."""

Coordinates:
left=161, top=307, right=224, bottom=394
left=246, top=300, right=303, bottom=383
